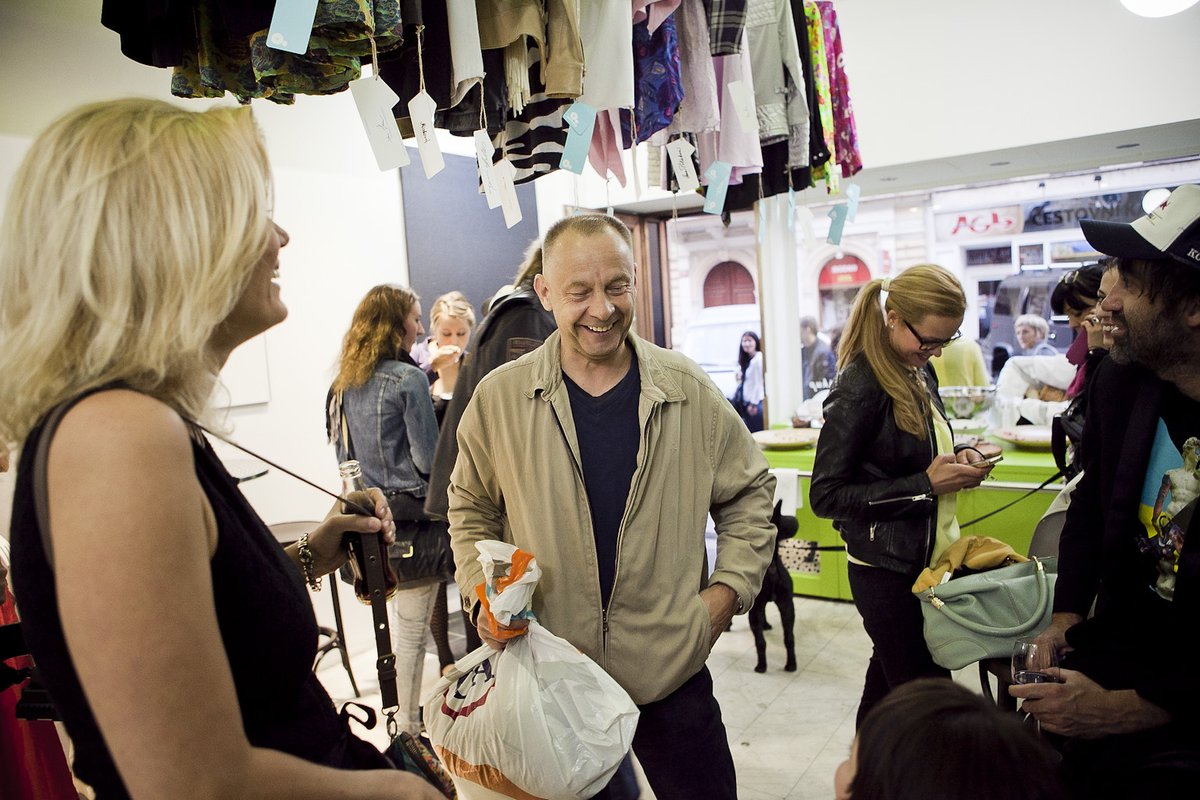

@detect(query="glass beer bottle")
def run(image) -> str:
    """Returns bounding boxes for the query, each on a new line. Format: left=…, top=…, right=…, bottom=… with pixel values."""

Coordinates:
left=338, top=460, right=399, bottom=604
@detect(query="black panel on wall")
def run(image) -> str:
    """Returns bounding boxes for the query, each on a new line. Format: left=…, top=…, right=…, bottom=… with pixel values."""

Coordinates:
left=399, top=148, right=541, bottom=326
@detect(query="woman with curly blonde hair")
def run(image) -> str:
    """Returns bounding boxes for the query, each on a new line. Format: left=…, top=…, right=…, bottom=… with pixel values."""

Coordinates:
left=329, top=284, right=443, bottom=737
left=1, top=99, right=437, bottom=799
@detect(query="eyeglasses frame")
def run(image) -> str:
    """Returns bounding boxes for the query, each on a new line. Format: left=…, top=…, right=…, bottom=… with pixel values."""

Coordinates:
left=902, top=320, right=962, bottom=352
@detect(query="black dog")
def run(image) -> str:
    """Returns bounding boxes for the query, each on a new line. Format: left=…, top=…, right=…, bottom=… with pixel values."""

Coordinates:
left=749, top=500, right=798, bottom=673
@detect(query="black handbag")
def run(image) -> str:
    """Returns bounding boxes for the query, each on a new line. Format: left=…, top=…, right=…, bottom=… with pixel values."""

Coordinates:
left=385, top=491, right=455, bottom=589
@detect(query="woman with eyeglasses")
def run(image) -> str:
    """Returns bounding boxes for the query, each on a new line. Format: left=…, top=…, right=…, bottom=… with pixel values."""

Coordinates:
left=811, top=264, right=993, bottom=726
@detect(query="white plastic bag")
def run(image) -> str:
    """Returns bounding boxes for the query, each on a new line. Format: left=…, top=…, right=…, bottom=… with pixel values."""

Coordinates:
left=423, top=543, right=639, bottom=799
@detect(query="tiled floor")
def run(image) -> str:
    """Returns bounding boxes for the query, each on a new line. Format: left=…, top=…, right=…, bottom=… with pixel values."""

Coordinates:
left=312, top=583, right=979, bottom=800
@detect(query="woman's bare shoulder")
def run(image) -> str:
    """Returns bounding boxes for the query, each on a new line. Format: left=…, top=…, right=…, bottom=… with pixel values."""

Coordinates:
left=50, top=388, right=194, bottom=470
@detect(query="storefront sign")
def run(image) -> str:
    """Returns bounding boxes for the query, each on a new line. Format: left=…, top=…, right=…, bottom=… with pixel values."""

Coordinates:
left=1021, top=192, right=1143, bottom=232
left=818, top=256, right=871, bottom=287
left=934, top=206, right=1023, bottom=241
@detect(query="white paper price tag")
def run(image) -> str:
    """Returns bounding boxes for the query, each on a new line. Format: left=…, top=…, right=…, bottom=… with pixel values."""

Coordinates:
left=665, top=139, right=700, bottom=193
left=349, top=78, right=410, bottom=171
left=474, top=130, right=501, bottom=208
left=493, top=159, right=523, bottom=229
left=407, top=91, right=444, bottom=178
left=727, top=80, right=758, bottom=132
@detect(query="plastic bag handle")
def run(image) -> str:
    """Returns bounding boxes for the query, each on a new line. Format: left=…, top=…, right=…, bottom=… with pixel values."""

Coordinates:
left=926, top=559, right=1050, bottom=636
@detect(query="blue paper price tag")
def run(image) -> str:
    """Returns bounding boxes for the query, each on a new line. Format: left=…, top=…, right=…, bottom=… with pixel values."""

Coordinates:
left=702, top=161, right=733, bottom=215
left=559, top=102, right=597, bottom=175
left=845, top=183, right=861, bottom=222
left=267, top=0, right=319, bottom=54
left=827, top=204, right=849, bottom=245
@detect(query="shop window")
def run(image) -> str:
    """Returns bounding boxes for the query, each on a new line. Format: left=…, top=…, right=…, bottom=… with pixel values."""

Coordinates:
left=818, top=255, right=872, bottom=330
left=703, top=261, right=756, bottom=307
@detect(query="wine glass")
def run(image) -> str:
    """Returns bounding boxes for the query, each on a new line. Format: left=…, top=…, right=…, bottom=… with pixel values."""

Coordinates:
left=1011, top=637, right=1061, bottom=685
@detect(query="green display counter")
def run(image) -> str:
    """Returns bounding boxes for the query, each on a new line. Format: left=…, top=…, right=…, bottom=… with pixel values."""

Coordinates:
left=763, top=439, right=1064, bottom=601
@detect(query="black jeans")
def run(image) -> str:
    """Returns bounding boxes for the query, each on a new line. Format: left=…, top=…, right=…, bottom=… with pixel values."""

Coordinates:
left=592, top=666, right=737, bottom=800
left=848, top=562, right=948, bottom=727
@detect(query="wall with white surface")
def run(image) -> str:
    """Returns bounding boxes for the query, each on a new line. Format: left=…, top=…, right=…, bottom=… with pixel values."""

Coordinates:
left=831, top=0, right=1200, bottom=167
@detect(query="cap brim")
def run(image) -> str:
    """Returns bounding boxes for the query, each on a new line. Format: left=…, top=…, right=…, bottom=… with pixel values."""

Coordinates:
left=1080, top=218, right=1164, bottom=260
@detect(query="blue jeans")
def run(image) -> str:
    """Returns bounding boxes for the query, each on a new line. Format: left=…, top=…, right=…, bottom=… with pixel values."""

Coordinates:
left=593, top=665, right=737, bottom=800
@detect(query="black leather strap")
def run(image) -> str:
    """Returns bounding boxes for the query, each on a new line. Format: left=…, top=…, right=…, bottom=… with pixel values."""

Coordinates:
left=353, top=530, right=398, bottom=716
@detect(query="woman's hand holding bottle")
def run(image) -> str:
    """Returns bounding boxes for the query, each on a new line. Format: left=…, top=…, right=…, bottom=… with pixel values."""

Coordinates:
left=306, top=486, right=395, bottom=576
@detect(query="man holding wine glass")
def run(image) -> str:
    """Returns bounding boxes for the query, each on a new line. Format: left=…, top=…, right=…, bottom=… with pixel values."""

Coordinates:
left=1009, top=185, right=1200, bottom=799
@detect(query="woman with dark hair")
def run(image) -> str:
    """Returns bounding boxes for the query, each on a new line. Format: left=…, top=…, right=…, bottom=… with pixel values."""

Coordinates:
left=734, top=331, right=765, bottom=432
left=1048, top=263, right=1110, bottom=476
left=329, top=284, right=442, bottom=738
left=811, top=265, right=992, bottom=726
left=1051, top=263, right=1108, bottom=398
left=834, top=678, right=1067, bottom=800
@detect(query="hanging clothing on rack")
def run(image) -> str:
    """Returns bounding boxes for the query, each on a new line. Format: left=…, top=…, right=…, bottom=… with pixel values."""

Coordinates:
left=705, top=0, right=748, bottom=56
left=495, top=49, right=572, bottom=185
left=745, top=0, right=808, bottom=164
left=648, top=0, right=720, bottom=145
left=815, top=1, right=862, bottom=178
left=803, top=0, right=838, bottom=191
left=476, top=0, right=585, bottom=104
left=581, top=1, right=636, bottom=184
left=696, top=48, right=764, bottom=186
left=793, top=0, right=831, bottom=175
left=168, top=0, right=407, bottom=103
left=620, top=15, right=685, bottom=150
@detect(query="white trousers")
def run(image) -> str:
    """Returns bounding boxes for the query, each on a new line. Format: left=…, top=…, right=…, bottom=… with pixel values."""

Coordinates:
left=387, top=582, right=438, bottom=735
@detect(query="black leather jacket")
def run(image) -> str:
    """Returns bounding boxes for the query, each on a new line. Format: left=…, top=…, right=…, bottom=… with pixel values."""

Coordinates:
left=810, top=356, right=946, bottom=574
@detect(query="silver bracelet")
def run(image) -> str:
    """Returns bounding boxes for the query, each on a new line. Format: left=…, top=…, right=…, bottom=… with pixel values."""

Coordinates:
left=298, top=532, right=321, bottom=591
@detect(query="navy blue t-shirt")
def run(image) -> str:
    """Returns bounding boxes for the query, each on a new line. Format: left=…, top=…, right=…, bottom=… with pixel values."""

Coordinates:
left=563, top=358, right=642, bottom=608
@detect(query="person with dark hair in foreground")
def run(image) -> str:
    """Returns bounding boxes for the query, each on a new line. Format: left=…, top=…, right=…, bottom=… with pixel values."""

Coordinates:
left=835, top=679, right=1067, bottom=800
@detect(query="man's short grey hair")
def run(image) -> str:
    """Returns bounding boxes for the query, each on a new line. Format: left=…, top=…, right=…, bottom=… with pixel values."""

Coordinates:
left=543, top=214, right=633, bottom=263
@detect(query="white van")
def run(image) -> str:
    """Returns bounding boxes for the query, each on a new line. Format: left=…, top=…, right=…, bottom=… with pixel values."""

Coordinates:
left=677, top=304, right=762, bottom=399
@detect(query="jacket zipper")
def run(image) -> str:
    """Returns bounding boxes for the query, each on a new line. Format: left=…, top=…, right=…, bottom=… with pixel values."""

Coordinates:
left=604, top=397, right=655, bottom=658
left=868, top=493, right=933, bottom=506
left=923, top=393, right=940, bottom=566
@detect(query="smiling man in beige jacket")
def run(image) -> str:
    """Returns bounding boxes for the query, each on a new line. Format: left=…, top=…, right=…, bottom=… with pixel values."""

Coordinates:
left=447, top=213, right=776, bottom=800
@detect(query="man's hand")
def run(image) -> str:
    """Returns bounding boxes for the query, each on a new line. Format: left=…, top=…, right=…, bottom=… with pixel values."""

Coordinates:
left=1036, top=611, right=1083, bottom=657
left=1009, top=668, right=1170, bottom=738
left=474, top=601, right=529, bottom=651
left=700, top=583, right=739, bottom=648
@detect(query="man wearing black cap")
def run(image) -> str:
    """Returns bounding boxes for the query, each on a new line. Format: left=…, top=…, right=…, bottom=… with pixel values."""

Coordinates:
left=1011, top=184, right=1200, bottom=798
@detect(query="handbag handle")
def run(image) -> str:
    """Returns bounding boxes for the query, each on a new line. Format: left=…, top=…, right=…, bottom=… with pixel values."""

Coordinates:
left=925, top=558, right=1050, bottom=637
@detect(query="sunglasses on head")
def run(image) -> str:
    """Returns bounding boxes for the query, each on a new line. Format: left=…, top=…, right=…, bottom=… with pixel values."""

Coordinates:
left=903, top=320, right=962, bottom=352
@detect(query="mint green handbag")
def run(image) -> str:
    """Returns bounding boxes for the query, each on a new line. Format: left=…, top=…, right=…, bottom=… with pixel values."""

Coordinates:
left=918, top=557, right=1057, bottom=670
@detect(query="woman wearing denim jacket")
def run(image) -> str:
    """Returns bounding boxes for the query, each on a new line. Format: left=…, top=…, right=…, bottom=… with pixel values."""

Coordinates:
left=811, top=265, right=993, bottom=727
left=330, top=285, right=440, bottom=736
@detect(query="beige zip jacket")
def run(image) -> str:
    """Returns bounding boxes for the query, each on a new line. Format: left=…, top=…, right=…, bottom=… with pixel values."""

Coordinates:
left=448, top=331, right=776, bottom=704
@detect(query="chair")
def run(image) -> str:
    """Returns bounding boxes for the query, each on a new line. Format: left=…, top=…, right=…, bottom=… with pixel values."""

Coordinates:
left=978, top=507, right=1066, bottom=709
left=267, top=521, right=359, bottom=697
